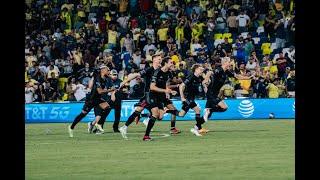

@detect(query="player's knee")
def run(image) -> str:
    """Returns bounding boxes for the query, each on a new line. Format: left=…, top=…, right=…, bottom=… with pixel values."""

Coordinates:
left=81, top=110, right=88, bottom=115
left=220, top=105, right=228, bottom=112
left=95, top=106, right=104, bottom=116
left=135, top=106, right=144, bottom=112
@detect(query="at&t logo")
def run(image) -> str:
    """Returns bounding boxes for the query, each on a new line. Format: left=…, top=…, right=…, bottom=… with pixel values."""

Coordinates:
left=238, top=100, right=254, bottom=118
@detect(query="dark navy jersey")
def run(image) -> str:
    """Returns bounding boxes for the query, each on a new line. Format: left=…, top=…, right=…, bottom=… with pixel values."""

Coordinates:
left=139, top=66, right=156, bottom=93
left=110, top=78, right=124, bottom=100
left=87, top=74, right=108, bottom=102
left=183, top=74, right=204, bottom=100
left=110, top=78, right=122, bottom=89
left=206, top=66, right=234, bottom=98
left=150, top=68, right=173, bottom=97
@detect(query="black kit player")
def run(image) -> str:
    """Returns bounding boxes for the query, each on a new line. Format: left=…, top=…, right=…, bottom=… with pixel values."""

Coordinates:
left=141, top=62, right=182, bottom=135
left=165, top=64, right=208, bottom=136
left=195, top=57, right=254, bottom=136
left=142, top=57, right=178, bottom=141
left=117, top=54, right=162, bottom=139
left=87, top=69, right=124, bottom=134
left=68, top=65, right=116, bottom=137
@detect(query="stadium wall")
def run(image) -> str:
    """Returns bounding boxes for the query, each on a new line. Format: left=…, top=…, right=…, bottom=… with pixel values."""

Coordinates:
left=25, top=98, right=295, bottom=123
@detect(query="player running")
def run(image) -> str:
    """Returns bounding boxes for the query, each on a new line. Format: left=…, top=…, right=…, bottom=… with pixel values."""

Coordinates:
left=142, top=57, right=178, bottom=141
left=117, top=54, right=162, bottom=139
left=191, top=57, right=253, bottom=136
left=68, top=65, right=116, bottom=137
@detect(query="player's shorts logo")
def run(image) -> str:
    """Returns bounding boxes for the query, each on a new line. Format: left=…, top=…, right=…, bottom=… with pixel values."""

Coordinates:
left=238, top=100, right=254, bottom=118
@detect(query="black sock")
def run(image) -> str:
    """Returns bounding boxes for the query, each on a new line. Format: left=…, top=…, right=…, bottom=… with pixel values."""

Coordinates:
left=145, top=116, right=156, bottom=136
left=166, top=110, right=179, bottom=116
left=171, top=120, right=176, bottom=129
left=195, top=114, right=204, bottom=130
left=125, top=111, right=141, bottom=126
left=171, top=115, right=176, bottom=128
left=71, top=112, right=87, bottom=129
left=113, top=107, right=121, bottom=129
left=141, top=113, right=150, bottom=117
left=99, top=108, right=111, bottom=128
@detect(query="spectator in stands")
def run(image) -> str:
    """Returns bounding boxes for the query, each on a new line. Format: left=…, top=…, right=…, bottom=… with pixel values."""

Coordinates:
left=74, top=80, right=87, bottom=101
left=25, top=0, right=295, bottom=102
left=246, top=56, right=258, bottom=74
left=34, top=84, right=46, bottom=102
left=227, top=11, right=237, bottom=35
left=44, top=81, right=57, bottom=102
left=275, top=52, right=287, bottom=79
left=252, top=77, right=267, bottom=98
left=234, top=83, right=247, bottom=98
left=65, top=77, right=76, bottom=101
left=236, top=10, right=250, bottom=33
left=286, top=70, right=295, bottom=97
left=143, top=39, right=157, bottom=56
left=266, top=78, right=280, bottom=98
left=220, top=80, right=234, bottom=98
left=77, top=63, right=93, bottom=86
left=25, top=81, right=35, bottom=103
left=274, top=17, right=286, bottom=49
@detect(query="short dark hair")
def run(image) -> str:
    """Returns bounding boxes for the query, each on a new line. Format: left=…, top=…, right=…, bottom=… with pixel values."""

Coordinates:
left=191, top=64, right=202, bottom=72
left=161, top=56, right=171, bottom=66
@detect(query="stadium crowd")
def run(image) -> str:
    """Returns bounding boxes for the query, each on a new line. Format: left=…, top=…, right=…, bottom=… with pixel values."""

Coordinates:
left=25, top=0, right=295, bottom=103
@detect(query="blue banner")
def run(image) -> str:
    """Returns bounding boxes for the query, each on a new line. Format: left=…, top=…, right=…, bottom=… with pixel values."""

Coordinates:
left=25, top=98, right=295, bottom=123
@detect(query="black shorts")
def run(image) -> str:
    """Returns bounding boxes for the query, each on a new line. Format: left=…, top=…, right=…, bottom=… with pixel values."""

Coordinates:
left=149, top=96, right=164, bottom=110
left=163, top=98, right=173, bottom=107
left=182, top=99, right=198, bottom=113
left=134, top=94, right=152, bottom=112
left=205, top=97, right=222, bottom=108
left=82, top=98, right=104, bottom=113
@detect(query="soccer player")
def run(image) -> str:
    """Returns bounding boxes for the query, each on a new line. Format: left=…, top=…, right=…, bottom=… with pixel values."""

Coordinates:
left=142, top=62, right=182, bottom=134
left=118, top=54, right=163, bottom=139
left=68, top=65, right=115, bottom=137
left=191, top=57, right=253, bottom=136
left=143, top=57, right=177, bottom=141
left=166, top=64, right=207, bottom=136
left=88, top=69, right=123, bottom=133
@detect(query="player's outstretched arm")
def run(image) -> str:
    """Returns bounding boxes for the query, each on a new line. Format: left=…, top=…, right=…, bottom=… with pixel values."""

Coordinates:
left=119, top=73, right=140, bottom=88
left=234, top=73, right=254, bottom=80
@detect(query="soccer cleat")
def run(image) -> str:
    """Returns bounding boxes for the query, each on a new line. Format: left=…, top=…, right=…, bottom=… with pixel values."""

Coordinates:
left=190, top=128, right=202, bottom=136
left=170, top=127, right=181, bottom=134
left=143, top=135, right=152, bottom=141
left=95, top=129, right=104, bottom=135
left=95, top=124, right=104, bottom=133
left=68, top=125, right=73, bottom=138
left=199, top=128, right=210, bottom=134
left=88, top=122, right=94, bottom=133
left=113, top=128, right=120, bottom=133
left=119, top=126, right=128, bottom=139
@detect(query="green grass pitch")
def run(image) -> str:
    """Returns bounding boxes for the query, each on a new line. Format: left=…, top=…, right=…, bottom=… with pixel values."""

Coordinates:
left=26, top=120, right=294, bottom=180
